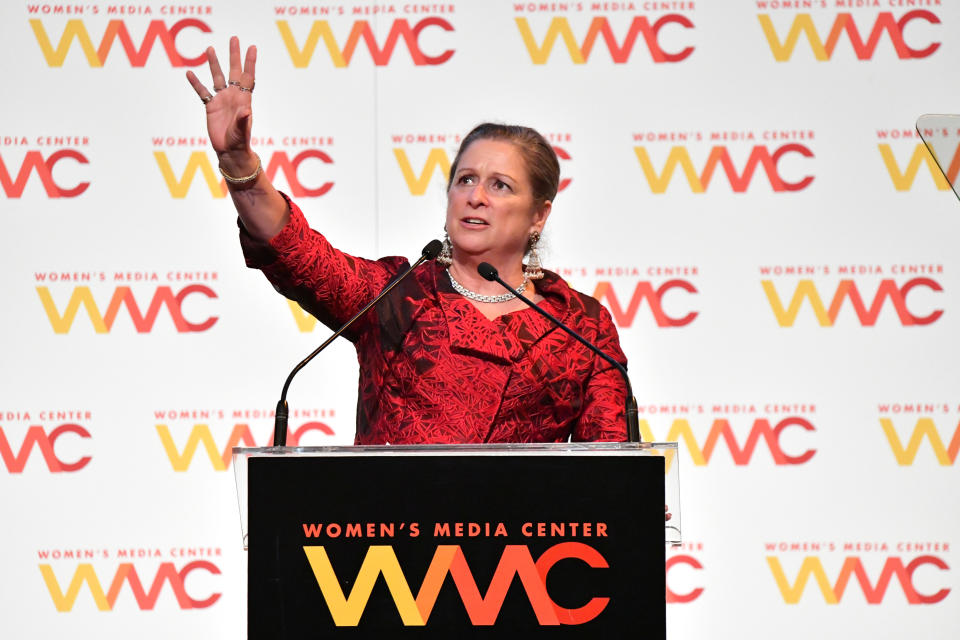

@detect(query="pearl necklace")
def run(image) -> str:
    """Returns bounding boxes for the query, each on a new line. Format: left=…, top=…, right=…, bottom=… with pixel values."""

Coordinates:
left=447, top=268, right=528, bottom=304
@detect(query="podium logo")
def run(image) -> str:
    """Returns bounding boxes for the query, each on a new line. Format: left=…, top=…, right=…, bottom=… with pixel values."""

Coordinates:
left=514, top=15, right=694, bottom=64
left=304, top=543, right=608, bottom=626
left=880, top=418, right=960, bottom=465
left=762, top=278, right=943, bottom=327
left=37, top=285, right=218, bottom=334
left=39, top=561, right=220, bottom=611
left=767, top=555, right=949, bottom=604
left=757, top=11, right=940, bottom=61
left=29, top=19, right=211, bottom=67
left=878, top=143, right=956, bottom=191
left=156, top=421, right=334, bottom=471
left=277, top=18, right=454, bottom=68
left=1, top=150, right=89, bottom=198
left=666, top=554, right=703, bottom=603
left=639, top=416, right=816, bottom=472
left=0, top=424, right=91, bottom=473
left=591, top=280, right=697, bottom=328
left=393, top=145, right=573, bottom=197
left=634, top=144, right=814, bottom=193
left=154, top=148, right=333, bottom=198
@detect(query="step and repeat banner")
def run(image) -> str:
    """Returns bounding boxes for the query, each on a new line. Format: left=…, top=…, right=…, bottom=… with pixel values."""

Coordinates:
left=2, top=1, right=958, bottom=638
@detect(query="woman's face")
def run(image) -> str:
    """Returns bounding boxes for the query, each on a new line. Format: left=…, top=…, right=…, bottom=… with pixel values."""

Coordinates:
left=445, top=139, right=550, bottom=267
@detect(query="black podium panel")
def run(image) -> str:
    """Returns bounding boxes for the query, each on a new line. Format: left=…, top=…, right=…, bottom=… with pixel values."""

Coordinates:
left=249, top=452, right=664, bottom=638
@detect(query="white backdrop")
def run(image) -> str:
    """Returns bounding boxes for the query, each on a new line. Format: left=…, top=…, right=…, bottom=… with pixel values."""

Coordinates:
left=2, top=1, right=958, bottom=637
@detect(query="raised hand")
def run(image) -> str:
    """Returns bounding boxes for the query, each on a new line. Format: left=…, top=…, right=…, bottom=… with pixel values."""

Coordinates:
left=186, top=36, right=258, bottom=176
left=184, top=36, right=288, bottom=240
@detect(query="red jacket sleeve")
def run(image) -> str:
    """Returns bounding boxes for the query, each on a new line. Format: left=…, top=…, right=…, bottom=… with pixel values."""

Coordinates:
left=238, top=194, right=408, bottom=338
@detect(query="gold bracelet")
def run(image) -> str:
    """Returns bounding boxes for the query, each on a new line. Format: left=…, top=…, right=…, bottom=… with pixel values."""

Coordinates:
left=219, top=154, right=261, bottom=185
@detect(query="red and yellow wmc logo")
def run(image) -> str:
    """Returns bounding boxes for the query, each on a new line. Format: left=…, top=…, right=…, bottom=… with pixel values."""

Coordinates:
left=767, top=555, right=949, bottom=604
left=37, top=285, right=217, bottom=333
left=156, top=421, right=334, bottom=471
left=154, top=147, right=333, bottom=198
left=757, top=11, right=940, bottom=61
left=29, top=19, right=211, bottom=66
left=276, top=18, right=454, bottom=67
left=392, top=145, right=572, bottom=196
left=0, top=424, right=90, bottom=473
left=304, top=543, right=608, bottom=626
left=1, top=149, right=89, bottom=198
left=514, top=15, right=694, bottom=64
left=634, top=144, right=814, bottom=193
left=877, top=140, right=957, bottom=191
left=762, top=279, right=943, bottom=327
left=880, top=417, right=960, bottom=466
left=39, top=561, right=220, bottom=611
left=591, top=280, right=697, bottom=328
left=639, top=416, right=816, bottom=472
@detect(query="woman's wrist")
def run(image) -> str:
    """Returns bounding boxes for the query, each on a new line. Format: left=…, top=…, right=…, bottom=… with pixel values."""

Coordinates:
left=217, top=149, right=258, bottom=177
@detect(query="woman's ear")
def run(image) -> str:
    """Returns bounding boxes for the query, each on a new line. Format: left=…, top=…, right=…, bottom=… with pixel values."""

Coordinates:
left=532, top=200, right=552, bottom=233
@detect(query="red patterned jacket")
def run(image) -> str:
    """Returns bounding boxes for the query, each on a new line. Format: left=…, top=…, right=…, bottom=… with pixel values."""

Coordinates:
left=240, top=198, right=629, bottom=444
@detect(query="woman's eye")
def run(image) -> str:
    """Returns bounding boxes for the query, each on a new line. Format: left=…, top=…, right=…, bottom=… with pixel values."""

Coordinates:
left=458, top=175, right=475, bottom=185
left=493, top=180, right=510, bottom=191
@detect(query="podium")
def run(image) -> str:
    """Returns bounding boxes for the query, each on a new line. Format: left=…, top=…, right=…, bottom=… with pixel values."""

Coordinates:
left=234, top=442, right=680, bottom=639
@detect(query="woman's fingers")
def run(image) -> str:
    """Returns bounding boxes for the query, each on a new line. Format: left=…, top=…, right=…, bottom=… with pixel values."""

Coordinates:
left=228, top=36, right=241, bottom=82
left=241, top=45, right=257, bottom=88
left=207, top=46, right=226, bottom=90
left=185, top=70, right=212, bottom=101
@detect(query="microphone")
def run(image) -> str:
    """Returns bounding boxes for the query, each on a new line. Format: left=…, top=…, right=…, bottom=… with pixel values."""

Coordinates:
left=477, top=262, right=641, bottom=443
left=272, top=239, right=443, bottom=446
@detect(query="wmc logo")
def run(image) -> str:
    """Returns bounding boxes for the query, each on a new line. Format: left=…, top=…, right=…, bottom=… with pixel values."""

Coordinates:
left=592, top=279, right=697, bottom=328
left=513, top=14, right=695, bottom=64
left=633, top=141, right=814, bottom=193
left=637, top=410, right=816, bottom=472
left=29, top=18, right=211, bottom=67
left=0, top=420, right=91, bottom=473
left=766, top=551, right=950, bottom=604
left=39, top=554, right=221, bottom=611
left=762, top=277, right=943, bottom=327
left=37, top=285, right=217, bottom=333
left=878, top=405, right=960, bottom=465
left=876, top=128, right=957, bottom=191
left=35, top=271, right=219, bottom=334
left=304, top=543, right=608, bottom=625
left=0, top=146, right=89, bottom=198
left=156, top=419, right=335, bottom=471
left=276, top=18, right=454, bottom=67
left=153, top=140, right=334, bottom=198
left=757, top=11, right=940, bottom=61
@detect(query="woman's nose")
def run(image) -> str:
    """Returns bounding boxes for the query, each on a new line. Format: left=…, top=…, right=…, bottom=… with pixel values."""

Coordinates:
left=467, top=183, right=488, bottom=206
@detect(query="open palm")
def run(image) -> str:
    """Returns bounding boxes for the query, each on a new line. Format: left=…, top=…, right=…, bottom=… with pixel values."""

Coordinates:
left=185, top=36, right=257, bottom=167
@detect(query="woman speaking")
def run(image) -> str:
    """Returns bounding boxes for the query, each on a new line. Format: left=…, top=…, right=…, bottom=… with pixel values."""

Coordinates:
left=187, top=37, right=629, bottom=444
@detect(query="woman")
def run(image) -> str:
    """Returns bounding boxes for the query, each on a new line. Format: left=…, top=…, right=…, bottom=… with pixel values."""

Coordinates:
left=186, top=38, right=629, bottom=444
